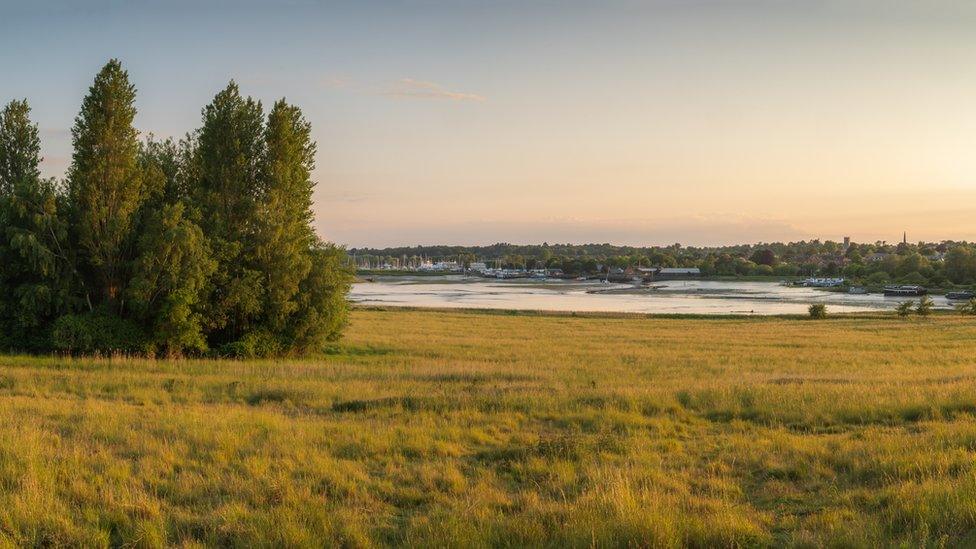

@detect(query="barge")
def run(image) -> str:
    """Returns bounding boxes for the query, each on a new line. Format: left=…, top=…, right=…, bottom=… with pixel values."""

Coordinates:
left=883, top=285, right=927, bottom=297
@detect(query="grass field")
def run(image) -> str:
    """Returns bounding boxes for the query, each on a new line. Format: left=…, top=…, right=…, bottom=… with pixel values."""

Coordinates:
left=2, top=308, right=976, bottom=547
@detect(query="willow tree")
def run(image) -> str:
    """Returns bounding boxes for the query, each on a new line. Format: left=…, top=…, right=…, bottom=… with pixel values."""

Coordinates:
left=0, top=100, right=73, bottom=350
left=66, top=59, right=144, bottom=309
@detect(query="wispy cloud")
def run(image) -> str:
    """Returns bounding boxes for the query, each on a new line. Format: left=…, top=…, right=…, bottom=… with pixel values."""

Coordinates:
left=382, top=78, right=485, bottom=102
left=320, top=75, right=352, bottom=89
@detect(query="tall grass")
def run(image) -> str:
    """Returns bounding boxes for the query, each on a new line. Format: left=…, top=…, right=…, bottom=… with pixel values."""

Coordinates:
left=1, top=309, right=975, bottom=546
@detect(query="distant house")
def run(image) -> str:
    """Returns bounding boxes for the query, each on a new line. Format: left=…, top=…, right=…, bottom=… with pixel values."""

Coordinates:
left=468, top=262, right=488, bottom=273
left=656, top=267, right=701, bottom=279
left=865, top=252, right=889, bottom=262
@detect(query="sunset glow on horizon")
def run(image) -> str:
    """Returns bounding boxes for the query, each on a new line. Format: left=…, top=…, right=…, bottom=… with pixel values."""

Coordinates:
left=4, top=0, right=976, bottom=247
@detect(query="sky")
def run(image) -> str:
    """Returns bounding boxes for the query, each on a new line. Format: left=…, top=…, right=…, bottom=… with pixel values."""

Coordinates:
left=2, top=0, right=976, bottom=248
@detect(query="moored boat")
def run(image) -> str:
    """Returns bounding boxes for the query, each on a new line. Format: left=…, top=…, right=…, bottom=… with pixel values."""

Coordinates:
left=883, top=285, right=926, bottom=297
left=945, top=291, right=975, bottom=301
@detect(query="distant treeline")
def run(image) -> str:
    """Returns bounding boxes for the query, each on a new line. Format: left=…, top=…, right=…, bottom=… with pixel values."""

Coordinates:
left=352, top=240, right=976, bottom=288
left=0, top=60, right=351, bottom=357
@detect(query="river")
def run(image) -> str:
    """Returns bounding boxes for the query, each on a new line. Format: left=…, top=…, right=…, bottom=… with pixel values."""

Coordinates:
left=350, top=276, right=953, bottom=315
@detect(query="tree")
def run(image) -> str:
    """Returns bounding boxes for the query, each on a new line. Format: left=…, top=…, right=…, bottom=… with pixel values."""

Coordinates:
left=193, top=82, right=266, bottom=345
left=956, top=298, right=976, bottom=316
left=916, top=296, right=934, bottom=316
left=750, top=248, right=776, bottom=266
left=253, top=100, right=317, bottom=338
left=0, top=100, right=74, bottom=350
left=66, top=59, right=144, bottom=309
left=895, top=253, right=928, bottom=278
left=808, top=303, right=827, bottom=319
left=945, top=246, right=976, bottom=285
left=285, top=243, right=352, bottom=353
left=895, top=300, right=914, bottom=317
left=126, top=203, right=215, bottom=356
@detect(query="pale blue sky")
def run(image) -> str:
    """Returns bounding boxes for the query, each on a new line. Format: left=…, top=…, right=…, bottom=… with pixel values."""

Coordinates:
left=4, top=1, right=976, bottom=247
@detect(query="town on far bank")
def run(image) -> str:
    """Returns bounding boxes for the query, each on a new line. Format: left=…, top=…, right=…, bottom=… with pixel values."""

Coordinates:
left=350, top=234, right=976, bottom=299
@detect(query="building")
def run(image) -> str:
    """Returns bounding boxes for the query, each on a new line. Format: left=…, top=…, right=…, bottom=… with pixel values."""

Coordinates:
left=468, top=262, right=488, bottom=273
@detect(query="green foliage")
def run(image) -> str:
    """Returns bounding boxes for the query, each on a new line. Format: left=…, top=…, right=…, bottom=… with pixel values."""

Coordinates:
left=866, top=271, right=890, bottom=285
left=896, top=301, right=915, bottom=317
left=286, top=244, right=353, bottom=352
left=0, top=100, right=75, bottom=351
left=193, top=82, right=267, bottom=346
left=127, top=203, right=215, bottom=356
left=50, top=310, right=146, bottom=354
left=66, top=59, right=144, bottom=306
left=253, top=100, right=316, bottom=333
left=945, top=247, right=976, bottom=284
left=0, top=61, right=350, bottom=356
left=808, top=303, right=827, bottom=319
left=898, top=271, right=928, bottom=286
left=916, top=296, right=934, bottom=316
left=218, top=329, right=281, bottom=359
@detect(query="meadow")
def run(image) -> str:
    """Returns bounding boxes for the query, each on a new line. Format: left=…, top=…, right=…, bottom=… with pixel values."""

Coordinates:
left=2, top=308, right=976, bottom=547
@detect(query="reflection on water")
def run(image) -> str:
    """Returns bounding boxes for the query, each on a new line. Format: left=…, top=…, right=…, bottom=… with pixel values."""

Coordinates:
left=350, top=276, right=952, bottom=315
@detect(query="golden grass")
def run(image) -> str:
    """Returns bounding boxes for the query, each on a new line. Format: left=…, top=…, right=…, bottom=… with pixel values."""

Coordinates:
left=2, top=309, right=976, bottom=546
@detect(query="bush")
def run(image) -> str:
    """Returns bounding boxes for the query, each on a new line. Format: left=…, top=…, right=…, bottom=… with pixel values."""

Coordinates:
left=956, top=298, right=976, bottom=316
left=774, top=264, right=800, bottom=277
left=895, top=301, right=914, bottom=318
left=218, top=330, right=282, bottom=359
left=51, top=311, right=146, bottom=354
left=899, top=272, right=929, bottom=286
left=916, top=296, right=934, bottom=316
left=808, top=303, right=827, bottom=319
left=866, top=271, right=890, bottom=285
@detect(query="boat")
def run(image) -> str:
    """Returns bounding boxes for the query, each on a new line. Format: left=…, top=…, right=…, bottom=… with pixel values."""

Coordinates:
left=883, top=285, right=926, bottom=297
left=848, top=286, right=867, bottom=294
left=945, top=291, right=975, bottom=301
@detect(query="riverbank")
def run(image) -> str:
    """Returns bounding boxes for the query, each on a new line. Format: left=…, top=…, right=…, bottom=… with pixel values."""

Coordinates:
left=3, top=309, right=976, bottom=545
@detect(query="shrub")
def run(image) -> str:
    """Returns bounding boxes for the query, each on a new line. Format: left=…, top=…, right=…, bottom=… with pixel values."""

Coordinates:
left=808, top=303, right=827, bottom=319
left=956, top=298, right=976, bottom=316
left=866, top=271, right=890, bottom=285
left=899, top=272, right=929, bottom=286
left=218, top=330, right=282, bottom=359
left=916, top=296, right=934, bottom=316
left=774, top=264, right=800, bottom=277
left=51, top=311, right=146, bottom=354
left=895, top=301, right=914, bottom=318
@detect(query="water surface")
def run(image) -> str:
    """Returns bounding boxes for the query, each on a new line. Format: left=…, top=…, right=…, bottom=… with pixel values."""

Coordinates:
left=351, top=276, right=952, bottom=315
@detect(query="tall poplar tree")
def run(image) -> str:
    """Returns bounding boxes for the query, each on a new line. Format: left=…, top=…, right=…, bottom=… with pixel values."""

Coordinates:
left=254, top=100, right=316, bottom=335
left=66, top=59, right=144, bottom=309
left=193, top=82, right=266, bottom=345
